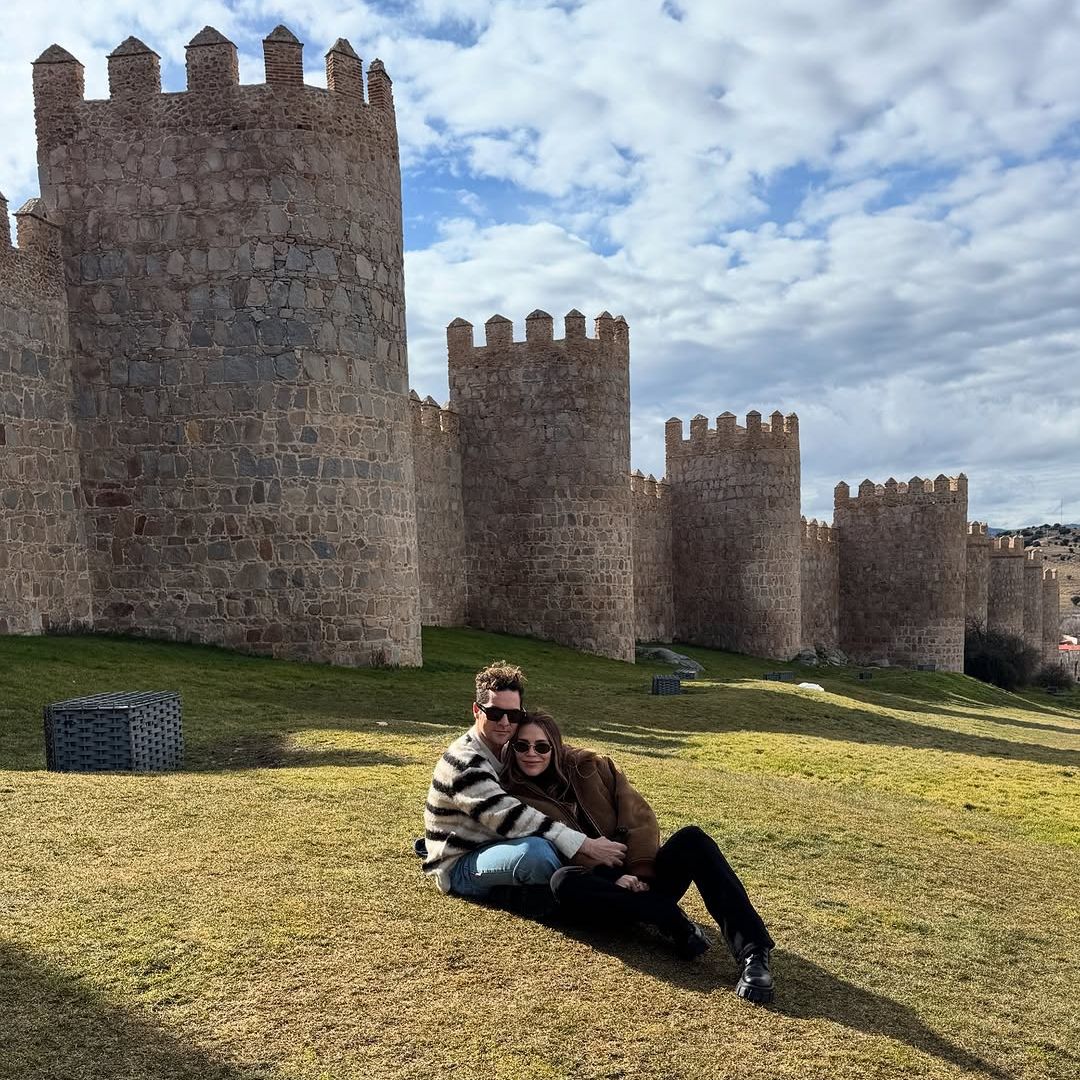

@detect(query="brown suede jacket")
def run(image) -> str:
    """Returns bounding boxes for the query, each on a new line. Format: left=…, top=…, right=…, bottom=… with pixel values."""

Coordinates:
left=503, top=746, right=661, bottom=879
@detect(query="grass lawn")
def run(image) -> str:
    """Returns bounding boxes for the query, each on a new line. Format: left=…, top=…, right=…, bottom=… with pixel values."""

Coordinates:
left=1, top=628, right=1078, bottom=1080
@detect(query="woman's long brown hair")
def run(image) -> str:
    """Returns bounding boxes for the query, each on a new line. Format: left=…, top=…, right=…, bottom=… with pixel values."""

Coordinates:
left=505, top=709, right=572, bottom=797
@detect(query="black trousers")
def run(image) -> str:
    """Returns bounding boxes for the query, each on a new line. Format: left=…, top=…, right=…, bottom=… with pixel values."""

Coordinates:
left=551, top=825, right=773, bottom=962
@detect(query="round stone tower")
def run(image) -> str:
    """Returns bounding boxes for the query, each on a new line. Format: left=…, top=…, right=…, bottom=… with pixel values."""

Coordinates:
left=446, top=310, right=634, bottom=662
left=965, top=521, right=990, bottom=627
left=834, top=475, right=968, bottom=671
left=987, top=536, right=1026, bottom=639
left=665, top=410, right=802, bottom=660
left=31, top=27, right=420, bottom=665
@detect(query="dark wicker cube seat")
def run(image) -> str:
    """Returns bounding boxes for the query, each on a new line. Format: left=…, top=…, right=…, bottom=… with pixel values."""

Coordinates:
left=44, top=691, right=183, bottom=773
left=651, top=674, right=681, bottom=696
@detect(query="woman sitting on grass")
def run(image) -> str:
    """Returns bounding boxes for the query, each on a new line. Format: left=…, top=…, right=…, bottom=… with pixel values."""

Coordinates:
left=503, top=710, right=776, bottom=1004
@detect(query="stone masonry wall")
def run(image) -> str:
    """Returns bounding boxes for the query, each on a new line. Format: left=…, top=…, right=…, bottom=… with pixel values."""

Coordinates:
left=631, top=470, right=674, bottom=642
left=32, top=29, right=421, bottom=666
left=666, top=411, right=801, bottom=660
left=1023, top=549, right=1044, bottom=653
left=965, top=522, right=990, bottom=627
left=447, top=310, right=634, bottom=662
left=834, top=476, right=968, bottom=671
left=0, top=197, right=93, bottom=634
left=800, top=517, right=839, bottom=649
left=1042, top=569, right=1061, bottom=666
left=410, top=391, right=466, bottom=627
left=987, top=537, right=1026, bottom=639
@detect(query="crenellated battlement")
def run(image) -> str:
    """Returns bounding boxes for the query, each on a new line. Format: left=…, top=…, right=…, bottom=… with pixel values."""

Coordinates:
left=990, top=535, right=1025, bottom=557
left=665, top=410, right=799, bottom=454
left=446, top=309, right=628, bottom=366
left=834, top=474, right=967, bottom=509
left=967, top=521, right=989, bottom=542
left=409, top=390, right=460, bottom=438
left=1025, top=547, right=1043, bottom=565
left=801, top=516, right=836, bottom=545
left=32, top=26, right=394, bottom=152
left=630, top=469, right=668, bottom=503
left=0, top=195, right=64, bottom=298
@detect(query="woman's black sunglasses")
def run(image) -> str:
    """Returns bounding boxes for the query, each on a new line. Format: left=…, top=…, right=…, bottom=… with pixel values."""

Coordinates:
left=511, top=739, right=552, bottom=754
left=475, top=703, right=527, bottom=725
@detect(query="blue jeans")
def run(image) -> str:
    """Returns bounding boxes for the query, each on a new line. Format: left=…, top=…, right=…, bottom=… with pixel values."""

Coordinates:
left=448, top=836, right=562, bottom=898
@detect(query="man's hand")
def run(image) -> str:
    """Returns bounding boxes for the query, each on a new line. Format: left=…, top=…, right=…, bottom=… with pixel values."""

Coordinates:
left=614, top=874, right=649, bottom=892
left=577, top=836, right=627, bottom=867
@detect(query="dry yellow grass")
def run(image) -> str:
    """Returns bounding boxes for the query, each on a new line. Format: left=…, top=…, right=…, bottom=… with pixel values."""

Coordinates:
left=1, top=629, right=1078, bottom=1080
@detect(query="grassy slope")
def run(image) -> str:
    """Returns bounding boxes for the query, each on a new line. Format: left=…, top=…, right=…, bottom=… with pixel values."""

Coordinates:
left=1, top=629, right=1078, bottom=1080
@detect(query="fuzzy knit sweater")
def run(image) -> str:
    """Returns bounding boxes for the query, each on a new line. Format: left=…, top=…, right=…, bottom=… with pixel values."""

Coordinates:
left=422, top=727, right=587, bottom=893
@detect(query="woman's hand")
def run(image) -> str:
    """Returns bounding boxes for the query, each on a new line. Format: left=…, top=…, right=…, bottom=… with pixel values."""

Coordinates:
left=614, top=874, right=649, bottom=892
left=577, top=836, right=627, bottom=867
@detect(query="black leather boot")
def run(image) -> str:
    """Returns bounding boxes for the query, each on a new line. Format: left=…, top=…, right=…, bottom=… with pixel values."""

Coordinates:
left=735, top=948, right=774, bottom=1004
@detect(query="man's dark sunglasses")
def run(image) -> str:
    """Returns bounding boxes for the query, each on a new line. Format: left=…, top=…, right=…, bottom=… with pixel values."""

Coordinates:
left=511, top=739, right=552, bottom=754
left=475, top=703, right=526, bottom=725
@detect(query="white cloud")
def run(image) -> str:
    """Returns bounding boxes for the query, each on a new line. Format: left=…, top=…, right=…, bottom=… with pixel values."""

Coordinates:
left=2, top=0, right=1079, bottom=527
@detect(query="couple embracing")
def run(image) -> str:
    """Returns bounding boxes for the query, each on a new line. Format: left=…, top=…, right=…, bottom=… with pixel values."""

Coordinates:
left=420, top=661, right=776, bottom=1003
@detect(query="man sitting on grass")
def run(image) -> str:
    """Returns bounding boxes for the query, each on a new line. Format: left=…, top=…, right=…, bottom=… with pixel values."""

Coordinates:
left=420, top=661, right=626, bottom=906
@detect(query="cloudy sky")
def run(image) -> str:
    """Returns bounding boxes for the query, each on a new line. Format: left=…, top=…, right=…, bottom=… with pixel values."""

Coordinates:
left=2, top=0, right=1078, bottom=525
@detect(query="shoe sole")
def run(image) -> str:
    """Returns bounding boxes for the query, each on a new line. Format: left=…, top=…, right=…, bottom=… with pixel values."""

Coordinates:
left=735, top=982, right=774, bottom=1005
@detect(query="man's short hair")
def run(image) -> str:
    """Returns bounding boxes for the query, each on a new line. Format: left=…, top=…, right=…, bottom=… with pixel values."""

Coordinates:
left=475, top=660, right=526, bottom=704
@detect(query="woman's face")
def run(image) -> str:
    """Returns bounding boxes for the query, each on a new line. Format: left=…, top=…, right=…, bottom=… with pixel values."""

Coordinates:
left=512, top=722, right=553, bottom=778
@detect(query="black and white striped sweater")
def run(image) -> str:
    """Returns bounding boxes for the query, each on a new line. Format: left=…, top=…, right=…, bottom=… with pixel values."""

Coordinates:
left=422, top=728, right=586, bottom=893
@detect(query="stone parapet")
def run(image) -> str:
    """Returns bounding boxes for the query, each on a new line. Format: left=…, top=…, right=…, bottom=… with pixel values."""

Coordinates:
left=1023, top=549, right=1045, bottom=653
left=448, top=310, right=634, bottom=662
left=666, top=410, right=801, bottom=660
left=0, top=194, right=93, bottom=634
left=1042, top=569, right=1061, bottom=666
left=801, top=517, right=839, bottom=649
left=631, top=471, right=674, bottom=643
left=965, top=521, right=990, bottom=628
left=834, top=474, right=968, bottom=671
left=987, top=536, right=1026, bottom=638
left=410, top=391, right=466, bottom=628
left=30, top=27, right=420, bottom=666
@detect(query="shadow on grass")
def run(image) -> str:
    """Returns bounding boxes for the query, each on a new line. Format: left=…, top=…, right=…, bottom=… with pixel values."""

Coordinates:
left=0, top=943, right=266, bottom=1080
left=545, top=925, right=1008, bottom=1078
left=190, top=731, right=419, bottom=771
left=578, top=685, right=1080, bottom=769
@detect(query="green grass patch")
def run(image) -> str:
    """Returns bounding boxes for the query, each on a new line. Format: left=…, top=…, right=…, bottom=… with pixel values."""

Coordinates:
left=1, top=629, right=1078, bottom=1079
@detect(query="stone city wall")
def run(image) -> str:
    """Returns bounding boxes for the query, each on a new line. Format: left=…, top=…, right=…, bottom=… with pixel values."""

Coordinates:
left=1042, top=568, right=1061, bottom=666
left=0, top=196, right=94, bottom=635
left=447, top=310, right=634, bottom=662
left=31, top=28, right=420, bottom=665
left=987, top=536, right=1026, bottom=639
left=1023, top=549, right=1044, bottom=654
left=631, top=470, right=674, bottom=643
left=834, top=476, right=968, bottom=671
left=800, top=517, right=839, bottom=649
left=965, top=522, right=990, bottom=628
left=410, top=391, right=466, bottom=627
left=666, top=411, right=801, bottom=660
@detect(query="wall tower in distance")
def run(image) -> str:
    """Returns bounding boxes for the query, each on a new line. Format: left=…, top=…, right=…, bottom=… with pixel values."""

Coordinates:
left=834, top=475, right=968, bottom=671
left=1022, top=548, right=1045, bottom=654
left=32, top=28, right=420, bottom=665
left=987, top=536, right=1025, bottom=639
left=965, top=522, right=990, bottom=628
left=0, top=196, right=93, bottom=634
left=447, top=310, right=634, bottom=661
left=666, top=410, right=801, bottom=659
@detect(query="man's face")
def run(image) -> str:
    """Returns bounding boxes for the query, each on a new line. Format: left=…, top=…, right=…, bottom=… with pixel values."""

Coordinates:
left=472, top=689, right=523, bottom=753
